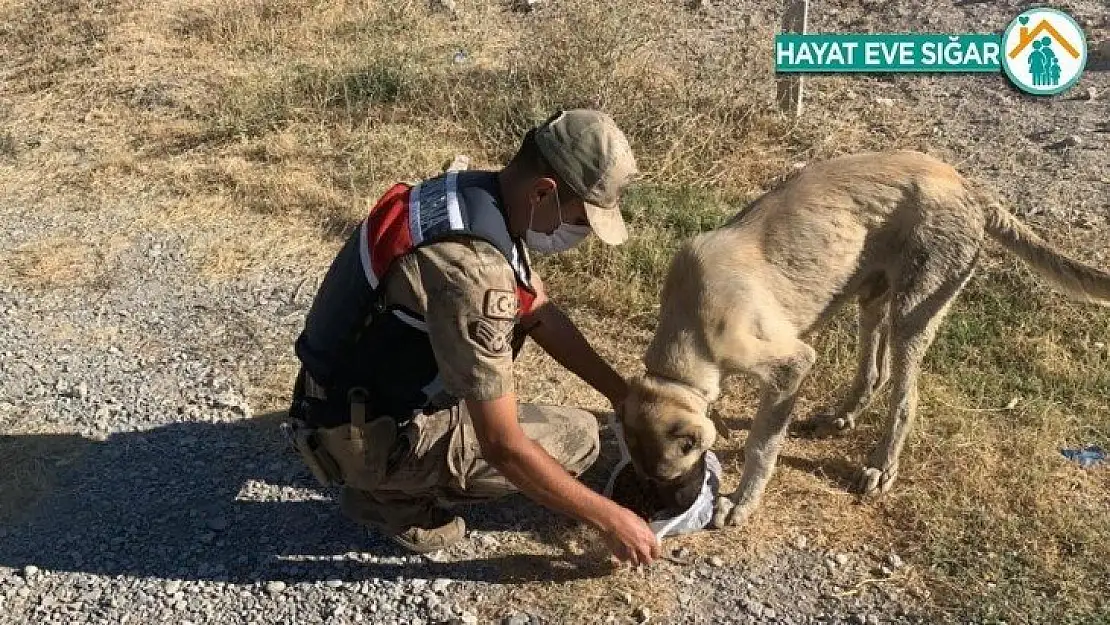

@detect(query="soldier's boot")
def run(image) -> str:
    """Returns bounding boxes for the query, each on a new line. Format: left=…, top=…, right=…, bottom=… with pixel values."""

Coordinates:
left=388, top=511, right=466, bottom=554
left=339, top=487, right=466, bottom=553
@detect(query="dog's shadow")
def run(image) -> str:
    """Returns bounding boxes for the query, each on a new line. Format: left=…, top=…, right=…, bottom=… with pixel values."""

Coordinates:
left=710, top=413, right=863, bottom=493
left=713, top=447, right=859, bottom=491
left=778, top=455, right=860, bottom=491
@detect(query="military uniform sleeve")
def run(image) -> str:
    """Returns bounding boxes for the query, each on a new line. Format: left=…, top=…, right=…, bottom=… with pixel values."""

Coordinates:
left=417, top=240, right=518, bottom=402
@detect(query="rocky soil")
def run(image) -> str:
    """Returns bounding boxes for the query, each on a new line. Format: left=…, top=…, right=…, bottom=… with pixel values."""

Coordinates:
left=0, top=228, right=927, bottom=624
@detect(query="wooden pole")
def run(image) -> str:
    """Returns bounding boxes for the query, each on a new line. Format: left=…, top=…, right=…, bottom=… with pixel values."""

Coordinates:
left=776, top=0, right=809, bottom=117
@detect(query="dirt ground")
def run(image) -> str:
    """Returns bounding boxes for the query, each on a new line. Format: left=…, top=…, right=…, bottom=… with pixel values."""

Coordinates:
left=1, top=0, right=1108, bottom=623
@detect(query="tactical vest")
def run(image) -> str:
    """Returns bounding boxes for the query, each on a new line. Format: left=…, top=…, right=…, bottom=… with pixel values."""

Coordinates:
left=294, top=171, right=536, bottom=424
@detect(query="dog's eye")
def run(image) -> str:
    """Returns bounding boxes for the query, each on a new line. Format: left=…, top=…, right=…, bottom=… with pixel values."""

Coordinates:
left=680, top=438, right=695, bottom=455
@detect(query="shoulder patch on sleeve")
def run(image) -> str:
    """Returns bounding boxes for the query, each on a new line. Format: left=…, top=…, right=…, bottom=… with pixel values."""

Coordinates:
left=483, top=289, right=518, bottom=320
left=470, top=319, right=511, bottom=353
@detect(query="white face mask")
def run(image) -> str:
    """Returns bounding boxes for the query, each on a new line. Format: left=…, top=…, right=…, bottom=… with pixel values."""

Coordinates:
left=524, top=187, right=591, bottom=255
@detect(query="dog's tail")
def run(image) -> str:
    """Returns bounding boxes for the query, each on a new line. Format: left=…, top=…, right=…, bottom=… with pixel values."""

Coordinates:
left=982, top=196, right=1110, bottom=305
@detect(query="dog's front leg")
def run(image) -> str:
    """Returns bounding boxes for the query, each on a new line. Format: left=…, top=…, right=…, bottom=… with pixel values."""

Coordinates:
left=713, top=340, right=816, bottom=528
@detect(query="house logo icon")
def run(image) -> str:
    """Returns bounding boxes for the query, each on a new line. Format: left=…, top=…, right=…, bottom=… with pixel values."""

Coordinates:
left=1001, top=8, right=1087, bottom=95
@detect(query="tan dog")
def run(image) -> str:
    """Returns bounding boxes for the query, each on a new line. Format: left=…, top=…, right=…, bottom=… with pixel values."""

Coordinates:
left=621, top=150, right=1110, bottom=528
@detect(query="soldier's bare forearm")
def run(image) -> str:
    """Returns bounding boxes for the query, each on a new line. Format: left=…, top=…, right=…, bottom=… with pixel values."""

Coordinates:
left=526, top=302, right=628, bottom=406
left=485, top=431, right=659, bottom=565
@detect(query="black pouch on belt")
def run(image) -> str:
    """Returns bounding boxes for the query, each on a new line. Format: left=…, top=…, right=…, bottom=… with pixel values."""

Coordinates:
left=284, top=375, right=401, bottom=490
left=339, top=387, right=398, bottom=490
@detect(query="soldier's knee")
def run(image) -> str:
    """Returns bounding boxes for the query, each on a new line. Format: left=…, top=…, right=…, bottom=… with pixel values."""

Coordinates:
left=520, top=404, right=601, bottom=476
left=563, top=409, right=601, bottom=475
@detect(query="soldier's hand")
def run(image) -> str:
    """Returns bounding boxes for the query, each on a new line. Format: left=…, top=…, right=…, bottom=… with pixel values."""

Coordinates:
left=600, top=503, right=660, bottom=566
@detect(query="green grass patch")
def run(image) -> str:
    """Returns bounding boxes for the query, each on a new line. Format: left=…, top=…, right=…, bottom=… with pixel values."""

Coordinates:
left=539, top=183, right=737, bottom=322
left=885, top=259, right=1110, bottom=623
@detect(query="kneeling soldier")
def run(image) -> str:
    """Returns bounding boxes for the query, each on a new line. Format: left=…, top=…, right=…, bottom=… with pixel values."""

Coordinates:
left=287, top=110, right=659, bottom=565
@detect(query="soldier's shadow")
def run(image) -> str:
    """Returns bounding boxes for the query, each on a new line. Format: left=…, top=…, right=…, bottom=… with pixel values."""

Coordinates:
left=0, top=411, right=619, bottom=585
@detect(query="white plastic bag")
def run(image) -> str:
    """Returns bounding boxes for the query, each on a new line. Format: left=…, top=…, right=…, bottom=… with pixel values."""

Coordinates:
left=604, top=414, right=721, bottom=540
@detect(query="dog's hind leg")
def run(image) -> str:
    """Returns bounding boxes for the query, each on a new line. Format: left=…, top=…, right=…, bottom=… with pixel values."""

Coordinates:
left=811, top=285, right=893, bottom=436
left=854, top=258, right=976, bottom=495
left=713, top=338, right=816, bottom=527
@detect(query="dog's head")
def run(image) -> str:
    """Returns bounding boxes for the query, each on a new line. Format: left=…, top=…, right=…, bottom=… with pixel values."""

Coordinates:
left=620, top=375, right=716, bottom=486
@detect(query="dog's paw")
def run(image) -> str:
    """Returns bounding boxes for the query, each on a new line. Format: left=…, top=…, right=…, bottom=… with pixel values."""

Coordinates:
left=852, top=464, right=898, bottom=495
left=710, top=496, right=734, bottom=528
left=711, top=495, right=753, bottom=528
left=795, top=409, right=856, bottom=439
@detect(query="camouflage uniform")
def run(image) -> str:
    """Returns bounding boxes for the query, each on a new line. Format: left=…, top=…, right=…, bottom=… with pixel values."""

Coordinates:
left=288, top=109, right=637, bottom=551
left=315, top=240, right=599, bottom=539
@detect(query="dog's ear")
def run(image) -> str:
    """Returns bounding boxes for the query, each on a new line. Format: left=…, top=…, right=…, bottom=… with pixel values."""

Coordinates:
left=620, top=375, right=651, bottom=424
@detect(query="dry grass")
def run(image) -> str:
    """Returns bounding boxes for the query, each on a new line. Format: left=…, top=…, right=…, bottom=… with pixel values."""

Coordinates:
left=2, top=237, right=123, bottom=290
left=882, top=254, right=1110, bottom=623
left=1, top=0, right=1108, bottom=622
left=509, top=256, right=1110, bottom=623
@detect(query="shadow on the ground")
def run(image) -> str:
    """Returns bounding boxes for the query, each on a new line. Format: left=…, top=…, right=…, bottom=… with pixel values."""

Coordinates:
left=0, top=411, right=619, bottom=585
left=712, top=447, right=861, bottom=493
left=778, top=454, right=861, bottom=491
